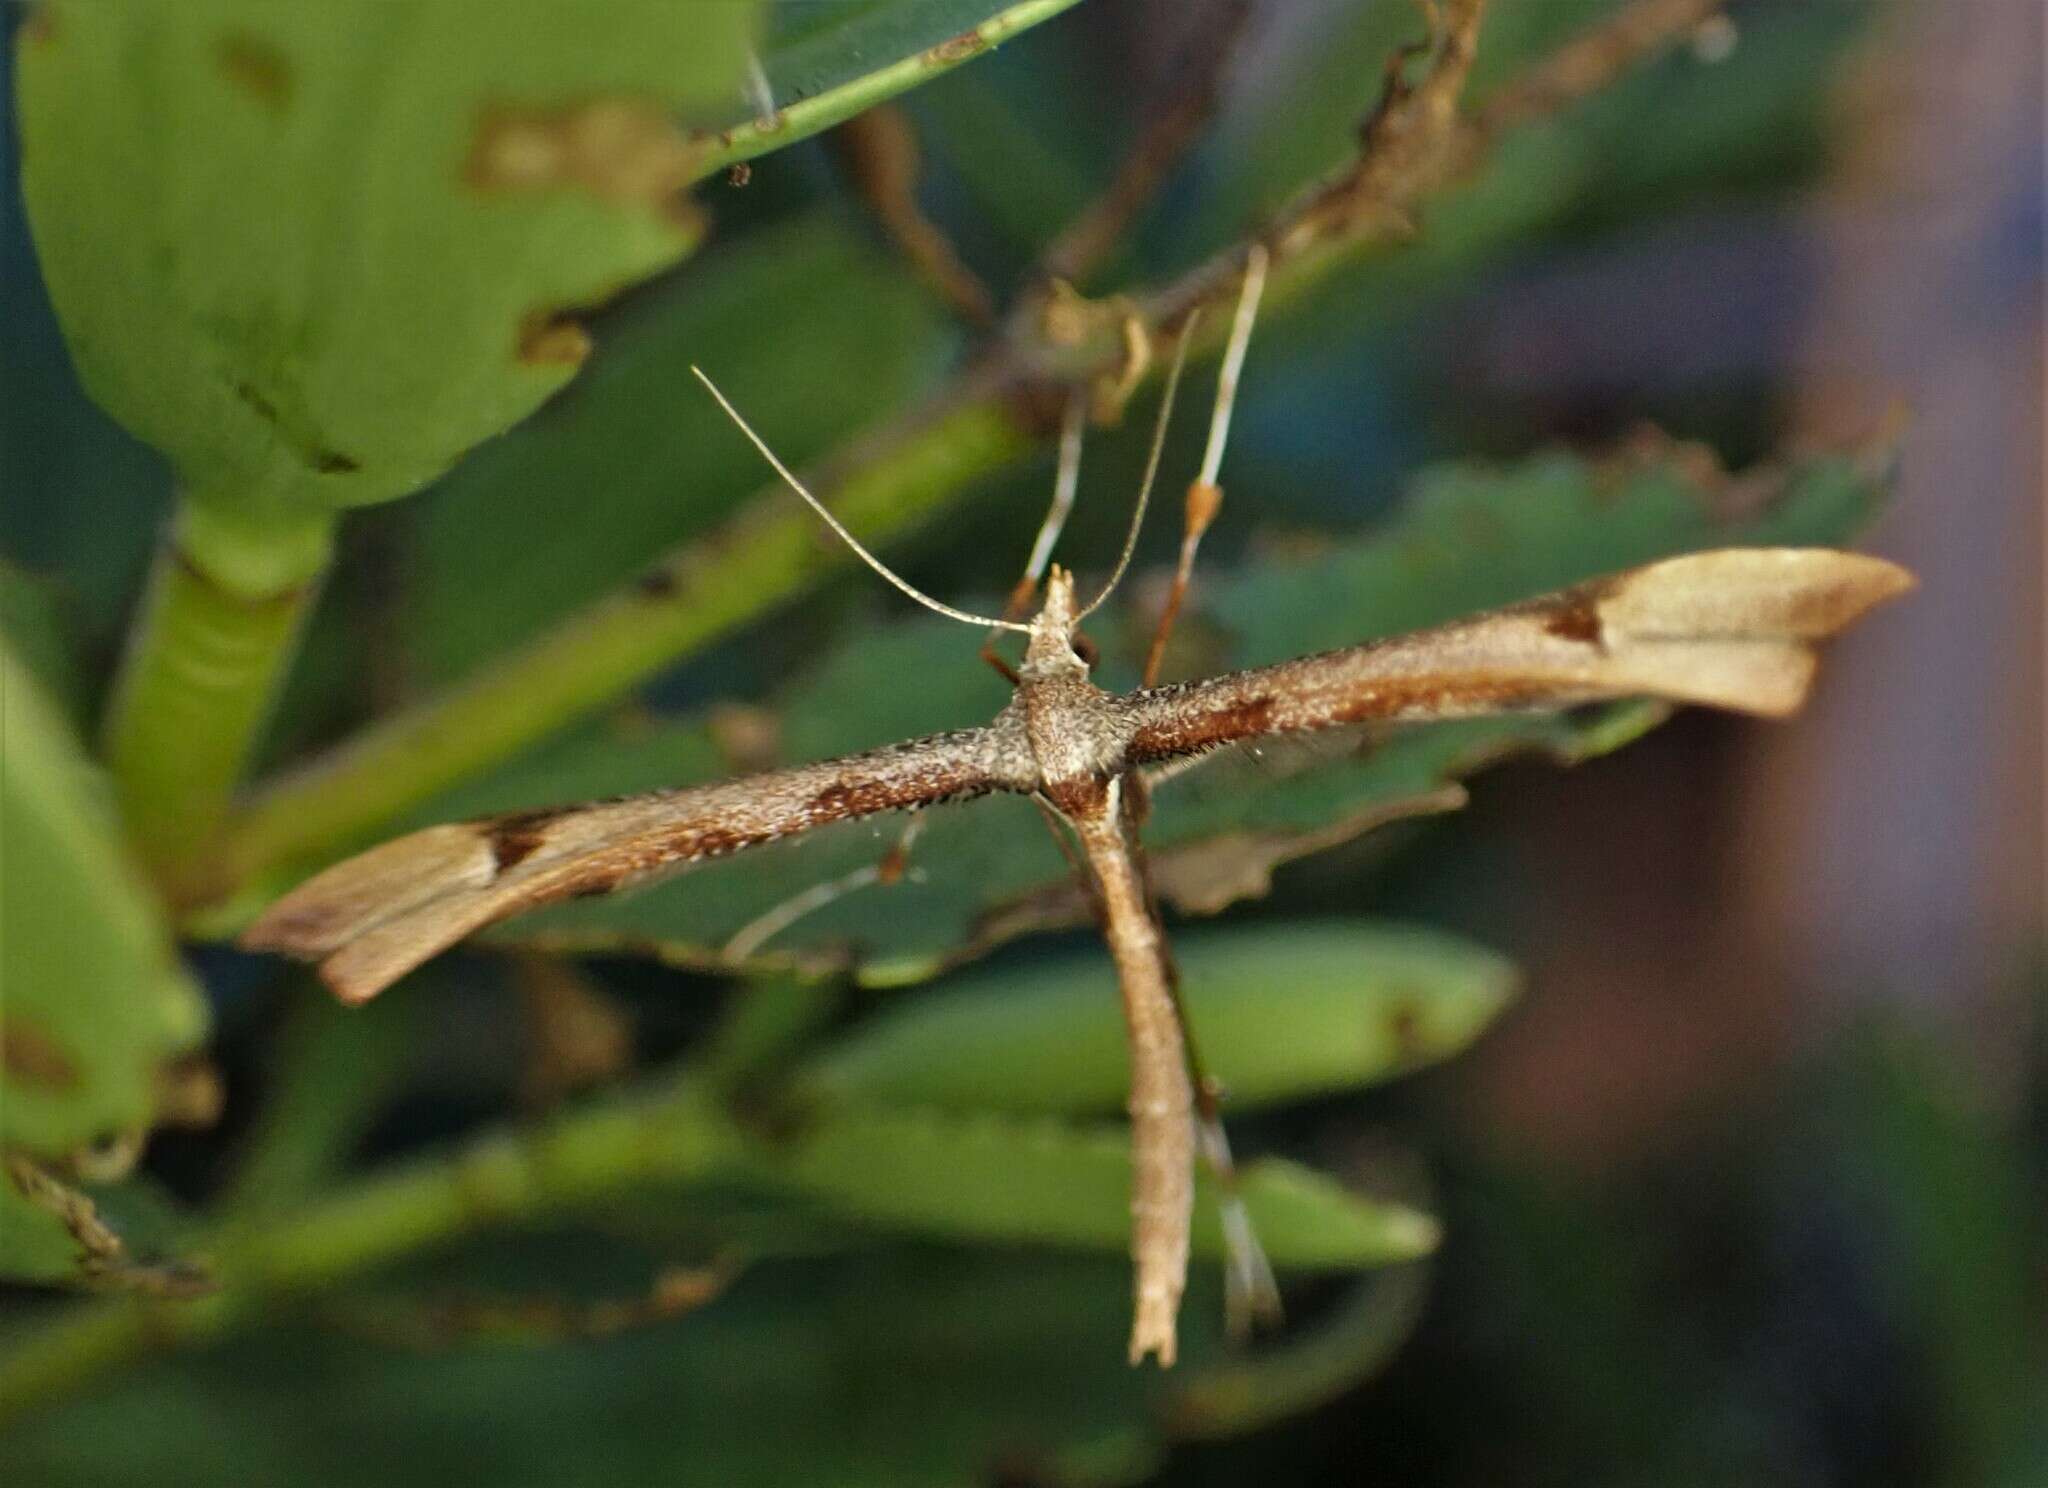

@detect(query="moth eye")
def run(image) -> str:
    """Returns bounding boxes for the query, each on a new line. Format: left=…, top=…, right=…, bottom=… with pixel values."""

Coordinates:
left=1073, top=633, right=1100, bottom=667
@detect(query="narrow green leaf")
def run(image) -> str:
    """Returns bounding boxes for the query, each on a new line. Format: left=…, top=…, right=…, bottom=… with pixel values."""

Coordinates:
left=732, top=1106, right=1438, bottom=1269
left=796, top=924, right=1517, bottom=1114
left=703, top=0, right=1092, bottom=175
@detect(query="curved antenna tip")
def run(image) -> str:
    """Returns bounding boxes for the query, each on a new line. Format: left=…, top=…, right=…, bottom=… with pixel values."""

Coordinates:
left=694, top=366, right=1030, bottom=635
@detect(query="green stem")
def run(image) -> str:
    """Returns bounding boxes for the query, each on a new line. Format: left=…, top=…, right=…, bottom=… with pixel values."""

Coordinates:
left=217, top=395, right=1032, bottom=886
left=699, top=0, right=1092, bottom=177
left=101, top=498, right=334, bottom=894
left=0, top=1082, right=735, bottom=1428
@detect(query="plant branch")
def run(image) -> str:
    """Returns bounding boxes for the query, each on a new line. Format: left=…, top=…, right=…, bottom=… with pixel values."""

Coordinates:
left=692, top=0, right=1094, bottom=179
left=212, top=0, right=1719, bottom=898
left=0, top=1083, right=737, bottom=1428
left=830, top=105, right=998, bottom=326
left=101, top=499, right=334, bottom=896
left=1472, top=0, right=1725, bottom=137
left=1036, top=0, right=1256, bottom=286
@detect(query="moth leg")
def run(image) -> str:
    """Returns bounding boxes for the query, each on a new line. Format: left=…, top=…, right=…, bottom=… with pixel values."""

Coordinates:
left=983, top=389, right=1088, bottom=685
left=1115, top=773, right=1281, bottom=1338
left=1046, top=778, right=1281, bottom=1348
left=1141, top=242, right=1268, bottom=687
left=721, top=815, right=928, bottom=962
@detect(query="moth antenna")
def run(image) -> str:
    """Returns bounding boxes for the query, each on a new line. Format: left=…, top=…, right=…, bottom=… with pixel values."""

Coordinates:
left=1143, top=245, right=1269, bottom=686
left=693, top=367, right=1031, bottom=634
left=1024, top=390, right=1088, bottom=583
left=1197, top=243, right=1267, bottom=489
left=1080, top=312, right=1198, bottom=622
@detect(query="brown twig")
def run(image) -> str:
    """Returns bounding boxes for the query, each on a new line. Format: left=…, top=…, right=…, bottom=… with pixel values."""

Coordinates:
left=832, top=105, right=998, bottom=327
left=1474, top=0, right=1726, bottom=136
left=325, top=1259, right=737, bottom=1351
left=1038, top=0, right=1257, bottom=286
left=3, top=1153, right=214, bottom=1298
left=1134, top=0, right=1489, bottom=334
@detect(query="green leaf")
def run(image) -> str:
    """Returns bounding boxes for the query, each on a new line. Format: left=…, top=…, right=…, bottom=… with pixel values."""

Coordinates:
left=459, top=443, right=1889, bottom=979
left=404, top=211, right=958, bottom=682
left=699, top=0, right=1092, bottom=177
left=16, top=1, right=759, bottom=543
left=730, top=1105, right=1438, bottom=1270
left=0, top=1245, right=1395, bottom=1488
left=0, top=559, right=85, bottom=725
left=795, top=923, right=1517, bottom=1114
left=0, top=641, right=207, bottom=1281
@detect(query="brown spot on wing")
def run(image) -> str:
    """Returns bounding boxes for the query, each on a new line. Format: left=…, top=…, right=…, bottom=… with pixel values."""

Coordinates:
left=1541, top=595, right=1604, bottom=646
left=635, top=566, right=679, bottom=600
left=484, top=805, right=577, bottom=873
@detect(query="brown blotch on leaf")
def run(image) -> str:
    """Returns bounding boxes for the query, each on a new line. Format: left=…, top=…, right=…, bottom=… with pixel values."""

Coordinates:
left=155, top=1057, right=225, bottom=1128
left=925, top=27, right=989, bottom=65
left=21, top=7, right=54, bottom=45
left=1, top=1017, right=80, bottom=1091
left=1387, top=1002, right=1423, bottom=1060
left=635, top=565, right=679, bottom=600
left=217, top=32, right=294, bottom=112
left=466, top=98, right=708, bottom=227
left=231, top=380, right=360, bottom=476
left=517, top=310, right=592, bottom=368
left=727, top=162, right=752, bottom=188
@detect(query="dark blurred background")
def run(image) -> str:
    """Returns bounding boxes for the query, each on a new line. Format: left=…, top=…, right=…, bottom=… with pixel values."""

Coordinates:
left=2, top=1, right=2041, bottom=1484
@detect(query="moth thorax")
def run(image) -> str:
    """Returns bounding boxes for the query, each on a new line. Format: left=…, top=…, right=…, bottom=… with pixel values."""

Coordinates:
left=1021, top=567, right=1089, bottom=681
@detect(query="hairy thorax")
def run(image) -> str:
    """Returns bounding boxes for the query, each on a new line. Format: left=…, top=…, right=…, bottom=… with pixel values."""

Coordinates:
left=1021, top=673, right=1129, bottom=809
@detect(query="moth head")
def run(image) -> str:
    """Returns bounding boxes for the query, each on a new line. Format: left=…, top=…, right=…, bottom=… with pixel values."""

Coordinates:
left=1021, top=566, right=1092, bottom=680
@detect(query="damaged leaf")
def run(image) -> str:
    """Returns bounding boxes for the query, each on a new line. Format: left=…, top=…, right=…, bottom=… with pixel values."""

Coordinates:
left=15, top=1, right=760, bottom=531
left=0, top=640, right=208, bottom=1284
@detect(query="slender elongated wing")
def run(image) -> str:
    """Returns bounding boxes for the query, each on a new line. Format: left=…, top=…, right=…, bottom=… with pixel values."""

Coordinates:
left=242, top=725, right=1031, bottom=1004
left=1120, top=549, right=1913, bottom=767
